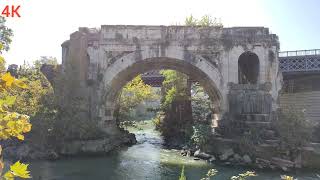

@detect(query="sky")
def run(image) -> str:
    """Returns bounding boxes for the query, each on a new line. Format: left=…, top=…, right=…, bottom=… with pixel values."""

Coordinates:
left=1, top=0, right=320, bottom=65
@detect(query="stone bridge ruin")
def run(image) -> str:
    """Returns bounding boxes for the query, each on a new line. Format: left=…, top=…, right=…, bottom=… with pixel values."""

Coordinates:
left=60, top=25, right=282, bottom=138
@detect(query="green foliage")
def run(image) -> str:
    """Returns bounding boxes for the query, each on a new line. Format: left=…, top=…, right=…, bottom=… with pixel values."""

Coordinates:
left=230, top=171, right=257, bottom=180
left=185, top=14, right=223, bottom=27
left=160, top=70, right=188, bottom=110
left=0, top=16, right=13, bottom=52
left=200, top=169, right=218, bottom=180
left=3, top=60, right=58, bottom=146
left=280, top=175, right=296, bottom=180
left=11, top=73, right=52, bottom=116
left=162, top=87, right=177, bottom=108
left=119, top=120, right=137, bottom=129
left=152, top=112, right=164, bottom=130
left=159, top=70, right=214, bottom=146
left=0, top=69, right=31, bottom=141
left=191, top=124, right=211, bottom=148
left=191, top=83, right=212, bottom=122
left=238, top=127, right=264, bottom=155
left=116, top=75, right=158, bottom=123
left=190, top=83, right=214, bottom=148
left=3, top=161, right=31, bottom=179
left=178, top=168, right=258, bottom=180
left=158, top=70, right=194, bottom=143
left=275, top=108, right=312, bottom=151
left=177, top=168, right=300, bottom=180
left=34, top=56, right=58, bottom=68
left=179, top=166, right=186, bottom=180
left=0, top=43, right=31, bottom=179
left=185, top=15, right=198, bottom=26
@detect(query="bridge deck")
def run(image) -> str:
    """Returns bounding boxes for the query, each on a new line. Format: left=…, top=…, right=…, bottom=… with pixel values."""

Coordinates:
left=279, top=49, right=320, bottom=73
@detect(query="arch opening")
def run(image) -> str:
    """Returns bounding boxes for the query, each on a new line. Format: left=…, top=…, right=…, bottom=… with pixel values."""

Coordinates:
left=238, top=52, right=260, bottom=84
left=113, top=72, right=221, bottom=143
left=107, top=57, right=223, bottom=106
left=104, top=57, right=224, bottom=134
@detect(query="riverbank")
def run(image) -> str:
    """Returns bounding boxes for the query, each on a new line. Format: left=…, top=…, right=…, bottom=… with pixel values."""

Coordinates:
left=3, top=120, right=318, bottom=180
left=2, top=128, right=137, bottom=161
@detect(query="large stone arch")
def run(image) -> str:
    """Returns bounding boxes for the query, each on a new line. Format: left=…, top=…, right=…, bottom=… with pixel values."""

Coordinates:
left=61, top=25, right=281, bottom=136
left=98, top=50, right=225, bottom=132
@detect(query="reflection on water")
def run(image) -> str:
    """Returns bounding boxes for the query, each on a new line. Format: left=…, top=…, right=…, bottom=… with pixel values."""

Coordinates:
left=28, top=122, right=319, bottom=180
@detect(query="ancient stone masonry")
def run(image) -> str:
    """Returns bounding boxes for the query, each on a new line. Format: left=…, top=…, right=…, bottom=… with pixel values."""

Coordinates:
left=228, top=83, right=272, bottom=115
left=217, top=82, right=275, bottom=140
left=60, top=25, right=281, bottom=136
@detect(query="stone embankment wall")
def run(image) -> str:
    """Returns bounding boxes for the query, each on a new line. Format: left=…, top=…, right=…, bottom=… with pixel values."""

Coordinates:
left=280, top=74, right=320, bottom=124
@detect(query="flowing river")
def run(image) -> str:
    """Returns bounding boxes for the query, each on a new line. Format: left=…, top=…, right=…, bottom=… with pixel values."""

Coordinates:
left=27, top=121, right=319, bottom=180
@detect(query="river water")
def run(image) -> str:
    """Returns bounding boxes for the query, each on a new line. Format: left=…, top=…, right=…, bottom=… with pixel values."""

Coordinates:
left=27, top=121, right=319, bottom=180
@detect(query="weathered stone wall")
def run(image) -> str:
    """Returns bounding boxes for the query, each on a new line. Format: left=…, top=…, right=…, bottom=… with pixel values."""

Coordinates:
left=60, top=25, right=281, bottom=136
left=280, top=74, right=320, bottom=124
left=228, top=83, right=272, bottom=115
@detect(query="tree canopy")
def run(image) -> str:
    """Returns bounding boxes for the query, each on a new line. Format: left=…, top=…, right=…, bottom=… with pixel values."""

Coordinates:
left=0, top=16, right=13, bottom=52
left=0, top=43, right=31, bottom=179
left=117, top=75, right=158, bottom=123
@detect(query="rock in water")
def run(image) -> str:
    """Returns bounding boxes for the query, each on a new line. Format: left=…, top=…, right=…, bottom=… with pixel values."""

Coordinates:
left=219, top=148, right=234, bottom=161
left=194, top=149, right=212, bottom=160
left=186, top=150, right=192, bottom=157
left=208, top=156, right=216, bottom=163
left=271, top=157, right=294, bottom=171
left=243, top=154, right=252, bottom=164
left=47, top=150, right=59, bottom=161
left=233, top=153, right=242, bottom=162
left=194, top=149, right=201, bottom=157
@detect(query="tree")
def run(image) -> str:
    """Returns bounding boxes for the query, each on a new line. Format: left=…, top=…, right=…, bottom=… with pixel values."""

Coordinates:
left=0, top=43, right=31, bottom=179
left=0, top=16, right=13, bottom=73
left=160, top=70, right=189, bottom=109
left=0, top=16, right=13, bottom=52
left=275, top=108, right=312, bottom=151
left=190, top=83, right=214, bottom=148
left=7, top=60, right=58, bottom=147
left=33, top=56, right=58, bottom=69
left=191, top=83, right=212, bottom=122
left=157, top=70, right=193, bottom=144
left=116, top=75, right=158, bottom=125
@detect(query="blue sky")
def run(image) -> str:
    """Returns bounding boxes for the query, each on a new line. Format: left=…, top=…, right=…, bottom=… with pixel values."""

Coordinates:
left=1, top=0, right=320, bottom=65
left=261, top=0, right=320, bottom=51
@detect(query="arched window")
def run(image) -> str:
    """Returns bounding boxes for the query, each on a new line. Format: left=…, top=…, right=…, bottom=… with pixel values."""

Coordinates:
left=238, top=52, right=259, bottom=84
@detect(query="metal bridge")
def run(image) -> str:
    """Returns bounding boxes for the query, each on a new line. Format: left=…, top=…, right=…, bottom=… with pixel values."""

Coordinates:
left=279, top=49, right=320, bottom=73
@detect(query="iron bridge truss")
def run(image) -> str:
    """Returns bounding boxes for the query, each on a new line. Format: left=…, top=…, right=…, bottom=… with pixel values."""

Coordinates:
left=279, top=49, right=320, bottom=73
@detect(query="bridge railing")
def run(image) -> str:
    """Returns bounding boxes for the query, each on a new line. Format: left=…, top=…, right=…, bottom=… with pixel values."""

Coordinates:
left=279, top=49, right=320, bottom=72
left=279, top=49, right=320, bottom=57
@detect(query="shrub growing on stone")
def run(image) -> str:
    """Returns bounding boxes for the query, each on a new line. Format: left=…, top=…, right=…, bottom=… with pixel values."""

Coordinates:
left=275, top=108, right=312, bottom=151
left=191, top=124, right=212, bottom=149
